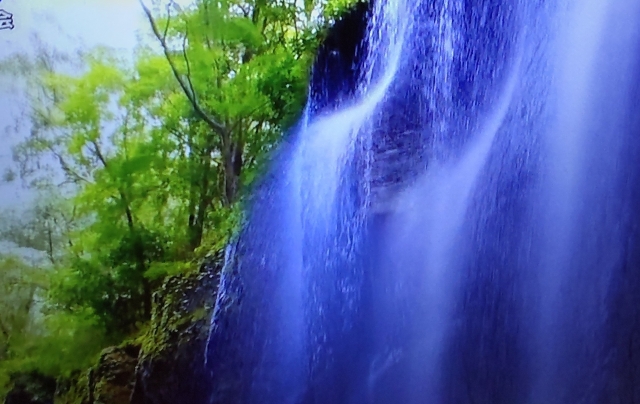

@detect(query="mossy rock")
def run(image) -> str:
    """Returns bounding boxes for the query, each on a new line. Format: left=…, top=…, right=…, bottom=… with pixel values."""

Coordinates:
left=54, top=343, right=140, bottom=404
left=54, top=253, right=224, bottom=404
left=131, top=253, right=223, bottom=404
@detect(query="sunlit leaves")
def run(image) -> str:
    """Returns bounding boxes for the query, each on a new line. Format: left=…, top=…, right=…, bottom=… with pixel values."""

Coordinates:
left=323, top=0, right=363, bottom=19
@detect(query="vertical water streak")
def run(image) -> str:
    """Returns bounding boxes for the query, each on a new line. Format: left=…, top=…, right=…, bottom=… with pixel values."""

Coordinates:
left=533, top=1, right=610, bottom=401
left=281, top=0, right=417, bottom=400
left=533, top=0, right=640, bottom=401
left=377, top=46, right=522, bottom=404
left=430, top=0, right=460, bottom=159
left=358, top=0, right=412, bottom=93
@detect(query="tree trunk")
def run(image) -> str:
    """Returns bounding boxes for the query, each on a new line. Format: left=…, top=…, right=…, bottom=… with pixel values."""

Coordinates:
left=224, top=140, right=243, bottom=205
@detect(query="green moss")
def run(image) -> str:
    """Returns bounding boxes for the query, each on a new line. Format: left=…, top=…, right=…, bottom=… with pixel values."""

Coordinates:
left=137, top=265, right=214, bottom=360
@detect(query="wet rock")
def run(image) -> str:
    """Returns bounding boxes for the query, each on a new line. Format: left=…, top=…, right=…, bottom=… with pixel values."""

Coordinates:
left=309, top=0, right=370, bottom=114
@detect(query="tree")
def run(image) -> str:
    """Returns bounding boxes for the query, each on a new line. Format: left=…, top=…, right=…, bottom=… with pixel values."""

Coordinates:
left=0, top=255, right=45, bottom=361
left=0, top=195, right=78, bottom=265
left=0, top=0, right=363, bottom=387
left=138, top=0, right=325, bottom=207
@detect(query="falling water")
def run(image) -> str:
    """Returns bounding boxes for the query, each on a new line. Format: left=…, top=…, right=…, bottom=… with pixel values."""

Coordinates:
left=206, top=0, right=640, bottom=403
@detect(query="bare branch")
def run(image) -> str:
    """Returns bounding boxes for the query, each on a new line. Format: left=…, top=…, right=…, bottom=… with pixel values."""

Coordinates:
left=138, top=0, right=229, bottom=139
left=169, top=127, right=205, bottom=154
left=162, top=5, right=171, bottom=41
left=50, top=147, right=92, bottom=184
left=89, top=140, right=109, bottom=169
left=181, top=25, right=199, bottom=112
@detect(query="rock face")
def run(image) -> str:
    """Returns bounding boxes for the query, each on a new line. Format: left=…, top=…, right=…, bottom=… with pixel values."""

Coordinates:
left=130, top=254, right=221, bottom=404
left=308, top=0, right=370, bottom=115
left=93, top=345, right=140, bottom=404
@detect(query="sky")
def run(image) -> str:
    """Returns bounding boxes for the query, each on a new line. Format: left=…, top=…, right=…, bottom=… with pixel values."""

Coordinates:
left=0, top=0, right=189, bottom=209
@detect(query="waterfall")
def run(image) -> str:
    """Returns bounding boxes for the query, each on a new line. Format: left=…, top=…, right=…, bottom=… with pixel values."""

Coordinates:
left=206, top=0, right=640, bottom=403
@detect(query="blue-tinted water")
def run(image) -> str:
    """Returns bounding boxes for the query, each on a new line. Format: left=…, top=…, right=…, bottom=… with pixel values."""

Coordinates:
left=206, top=1, right=640, bottom=403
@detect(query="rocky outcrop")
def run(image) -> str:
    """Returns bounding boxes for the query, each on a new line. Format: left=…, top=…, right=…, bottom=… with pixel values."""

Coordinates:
left=55, top=344, right=139, bottom=404
left=93, top=345, right=140, bottom=404
left=130, top=254, right=222, bottom=404
left=53, top=253, right=223, bottom=404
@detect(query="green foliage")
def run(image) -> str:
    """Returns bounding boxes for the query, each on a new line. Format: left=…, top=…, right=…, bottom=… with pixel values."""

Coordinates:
left=0, top=254, right=45, bottom=360
left=0, top=251, right=105, bottom=397
left=323, top=0, right=364, bottom=19
left=3, top=310, right=107, bottom=377
left=0, top=0, right=365, bottom=394
left=0, top=309, right=107, bottom=399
